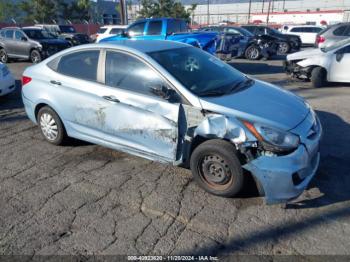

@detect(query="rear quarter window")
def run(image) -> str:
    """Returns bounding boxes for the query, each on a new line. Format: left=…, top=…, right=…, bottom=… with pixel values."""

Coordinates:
left=333, top=25, right=347, bottom=36
left=52, top=50, right=100, bottom=82
left=290, top=27, right=304, bottom=33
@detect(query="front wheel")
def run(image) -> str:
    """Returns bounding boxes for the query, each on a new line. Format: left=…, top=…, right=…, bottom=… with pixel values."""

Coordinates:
left=30, top=49, right=42, bottom=64
left=311, top=67, right=327, bottom=88
left=245, top=45, right=261, bottom=60
left=190, top=139, right=244, bottom=197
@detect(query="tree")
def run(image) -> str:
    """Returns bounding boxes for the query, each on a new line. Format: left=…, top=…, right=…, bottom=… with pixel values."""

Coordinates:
left=19, top=0, right=57, bottom=23
left=0, top=0, right=20, bottom=22
left=138, top=0, right=197, bottom=22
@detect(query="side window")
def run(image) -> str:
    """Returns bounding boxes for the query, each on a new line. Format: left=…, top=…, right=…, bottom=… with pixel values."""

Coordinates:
left=105, top=51, right=171, bottom=99
left=225, top=28, right=241, bottom=34
left=15, top=30, right=25, bottom=40
left=167, top=20, right=182, bottom=35
left=313, top=27, right=323, bottom=33
left=56, top=50, right=99, bottom=81
left=0, top=30, right=4, bottom=38
left=146, top=21, right=162, bottom=35
left=333, top=26, right=347, bottom=36
left=5, top=30, right=14, bottom=39
left=110, top=28, right=123, bottom=35
left=257, top=27, right=266, bottom=35
left=128, top=22, right=146, bottom=36
left=291, top=27, right=304, bottom=33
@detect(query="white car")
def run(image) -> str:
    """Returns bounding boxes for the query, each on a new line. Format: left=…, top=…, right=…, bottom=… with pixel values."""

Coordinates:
left=95, top=25, right=127, bottom=43
left=284, top=39, right=350, bottom=87
left=282, top=25, right=324, bottom=45
left=0, top=63, right=15, bottom=96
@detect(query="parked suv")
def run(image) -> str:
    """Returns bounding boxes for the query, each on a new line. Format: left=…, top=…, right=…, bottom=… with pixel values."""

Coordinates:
left=36, top=24, right=91, bottom=46
left=0, top=27, right=70, bottom=63
left=282, top=25, right=324, bottom=45
left=315, top=23, right=350, bottom=48
left=95, top=25, right=127, bottom=43
left=242, top=25, right=302, bottom=54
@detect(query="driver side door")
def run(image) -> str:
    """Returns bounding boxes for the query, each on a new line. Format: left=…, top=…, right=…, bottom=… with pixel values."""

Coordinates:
left=329, top=45, right=350, bottom=82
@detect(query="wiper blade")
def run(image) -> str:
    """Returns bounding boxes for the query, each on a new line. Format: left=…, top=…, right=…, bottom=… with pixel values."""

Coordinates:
left=230, top=78, right=255, bottom=92
left=199, top=91, right=227, bottom=97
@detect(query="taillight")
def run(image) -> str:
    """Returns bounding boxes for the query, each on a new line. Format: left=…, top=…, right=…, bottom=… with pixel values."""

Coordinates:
left=316, top=35, right=325, bottom=45
left=22, top=76, right=32, bottom=86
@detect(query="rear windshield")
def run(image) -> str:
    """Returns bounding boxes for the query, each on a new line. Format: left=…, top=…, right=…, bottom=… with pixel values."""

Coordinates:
left=59, top=25, right=76, bottom=33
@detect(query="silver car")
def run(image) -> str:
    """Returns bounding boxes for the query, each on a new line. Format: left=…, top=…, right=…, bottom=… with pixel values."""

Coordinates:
left=315, top=22, right=350, bottom=48
left=22, top=40, right=322, bottom=204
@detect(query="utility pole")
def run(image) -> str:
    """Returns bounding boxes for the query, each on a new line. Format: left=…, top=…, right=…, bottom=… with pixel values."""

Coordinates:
left=247, top=0, right=252, bottom=24
left=207, top=0, right=210, bottom=25
left=262, top=0, right=265, bottom=13
left=119, top=0, right=128, bottom=25
left=266, top=0, right=272, bottom=25
left=282, top=0, right=286, bottom=11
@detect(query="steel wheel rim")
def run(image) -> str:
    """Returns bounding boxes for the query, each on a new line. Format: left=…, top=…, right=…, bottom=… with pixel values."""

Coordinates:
left=198, top=154, right=233, bottom=190
left=40, top=113, right=58, bottom=141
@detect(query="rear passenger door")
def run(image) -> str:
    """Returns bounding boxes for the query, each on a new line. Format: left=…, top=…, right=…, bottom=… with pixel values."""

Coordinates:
left=13, top=30, right=31, bottom=57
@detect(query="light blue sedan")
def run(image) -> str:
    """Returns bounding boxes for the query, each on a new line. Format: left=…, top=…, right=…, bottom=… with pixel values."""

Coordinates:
left=21, top=40, right=322, bottom=204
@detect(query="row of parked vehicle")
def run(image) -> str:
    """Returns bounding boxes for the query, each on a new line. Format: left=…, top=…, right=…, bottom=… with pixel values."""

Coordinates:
left=0, top=24, right=91, bottom=64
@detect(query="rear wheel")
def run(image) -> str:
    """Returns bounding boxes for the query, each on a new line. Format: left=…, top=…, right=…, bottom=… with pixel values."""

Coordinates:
left=0, top=48, right=8, bottom=63
left=37, top=106, right=67, bottom=145
left=190, top=139, right=244, bottom=197
left=311, top=67, right=327, bottom=88
left=30, top=49, right=42, bottom=64
left=245, top=45, right=261, bottom=60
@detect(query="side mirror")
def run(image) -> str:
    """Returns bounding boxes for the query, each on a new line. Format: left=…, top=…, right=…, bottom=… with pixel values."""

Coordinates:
left=150, top=84, right=180, bottom=102
left=336, top=52, right=344, bottom=62
left=21, top=37, right=28, bottom=41
left=122, top=30, right=130, bottom=38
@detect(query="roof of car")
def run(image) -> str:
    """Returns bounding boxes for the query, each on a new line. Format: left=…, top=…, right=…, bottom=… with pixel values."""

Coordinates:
left=101, top=25, right=127, bottom=29
left=99, top=40, right=187, bottom=52
left=61, top=40, right=188, bottom=55
left=22, top=26, right=43, bottom=30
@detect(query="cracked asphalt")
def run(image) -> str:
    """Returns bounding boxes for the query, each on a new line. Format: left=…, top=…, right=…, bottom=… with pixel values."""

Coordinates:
left=0, top=57, right=350, bottom=258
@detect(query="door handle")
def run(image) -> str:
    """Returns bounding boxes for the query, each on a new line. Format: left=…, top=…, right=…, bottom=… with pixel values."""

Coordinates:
left=50, top=80, right=61, bottom=85
left=102, top=95, right=120, bottom=103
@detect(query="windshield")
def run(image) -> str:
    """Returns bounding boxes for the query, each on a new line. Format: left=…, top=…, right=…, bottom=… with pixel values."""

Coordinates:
left=23, top=29, right=56, bottom=39
left=59, top=25, right=76, bottom=33
left=322, top=38, right=350, bottom=52
left=148, top=47, right=250, bottom=97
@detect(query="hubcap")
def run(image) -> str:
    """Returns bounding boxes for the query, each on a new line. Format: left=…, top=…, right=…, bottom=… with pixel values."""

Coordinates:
left=199, top=154, right=233, bottom=189
left=40, top=113, right=58, bottom=141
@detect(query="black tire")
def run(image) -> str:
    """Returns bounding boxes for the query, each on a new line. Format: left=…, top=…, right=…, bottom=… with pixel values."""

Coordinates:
left=0, top=48, right=8, bottom=63
left=311, top=67, right=327, bottom=88
left=245, top=45, right=261, bottom=60
left=190, top=139, right=244, bottom=197
left=30, top=49, right=42, bottom=64
left=37, top=106, right=67, bottom=145
left=278, top=42, right=290, bottom=54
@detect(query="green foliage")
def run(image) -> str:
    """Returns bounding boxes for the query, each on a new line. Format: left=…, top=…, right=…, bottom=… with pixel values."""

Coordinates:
left=0, top=0, right=21, bottom=22
left=19, top=0, right=57, bottom=23
left=138, top=0, right=197, bottom=22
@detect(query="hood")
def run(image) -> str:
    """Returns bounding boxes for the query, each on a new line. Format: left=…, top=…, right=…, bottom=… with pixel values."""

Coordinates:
left=287, top=48, right=324, bottom=61
left=199, top=80, right=309, bottom=131
left=37, top=38, right=69, bottom=45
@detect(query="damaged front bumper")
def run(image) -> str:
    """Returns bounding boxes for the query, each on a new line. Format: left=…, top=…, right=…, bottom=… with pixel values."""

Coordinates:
left=283, top=60, right=312, bottom=79
left=243, top=113, right=322, bottom=205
